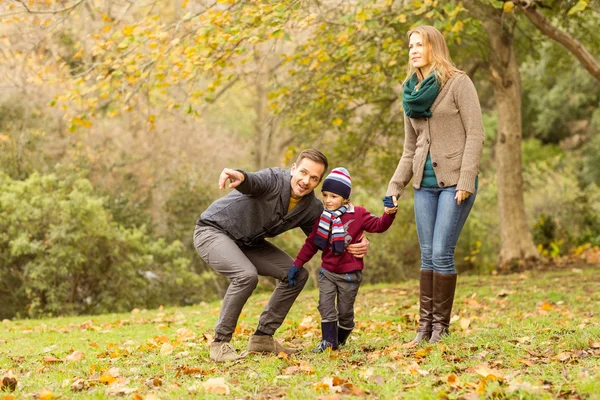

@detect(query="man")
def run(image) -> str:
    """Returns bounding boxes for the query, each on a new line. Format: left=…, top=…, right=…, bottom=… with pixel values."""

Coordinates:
left=193, top=149, right=369, bottom=362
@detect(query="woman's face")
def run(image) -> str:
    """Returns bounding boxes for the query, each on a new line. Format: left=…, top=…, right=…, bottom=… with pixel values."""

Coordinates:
left=409, top=32, right=431, bottom=70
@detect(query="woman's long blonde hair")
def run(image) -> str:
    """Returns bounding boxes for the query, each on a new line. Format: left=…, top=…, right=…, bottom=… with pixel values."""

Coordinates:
left=404, top=25, right=463, bottom=85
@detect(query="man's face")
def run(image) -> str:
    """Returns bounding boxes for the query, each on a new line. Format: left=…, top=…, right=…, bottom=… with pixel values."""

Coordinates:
left=290, top=158, right=325, bottom=199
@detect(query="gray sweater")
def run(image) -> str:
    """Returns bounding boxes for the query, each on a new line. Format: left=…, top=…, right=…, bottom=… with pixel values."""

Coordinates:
left=387, top=74, right=484, bottom=197
left=197, top=168, right=323, bottom=246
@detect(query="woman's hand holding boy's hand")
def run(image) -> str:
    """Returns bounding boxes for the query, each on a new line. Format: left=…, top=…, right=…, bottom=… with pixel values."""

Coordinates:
left=383, top=195, right=398, bottom=215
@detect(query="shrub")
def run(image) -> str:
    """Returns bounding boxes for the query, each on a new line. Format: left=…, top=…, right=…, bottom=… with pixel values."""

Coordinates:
left=0, top=172, right=211, bottom=319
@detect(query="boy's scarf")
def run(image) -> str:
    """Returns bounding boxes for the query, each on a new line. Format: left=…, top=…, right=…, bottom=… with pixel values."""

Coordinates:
left=402, top=73, right=440, bottom=118
left=315, top=206, right=348, bottom=255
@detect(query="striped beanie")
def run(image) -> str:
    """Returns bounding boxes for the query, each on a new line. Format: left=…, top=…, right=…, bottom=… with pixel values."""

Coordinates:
left=322, top=167, right=352, bottom=199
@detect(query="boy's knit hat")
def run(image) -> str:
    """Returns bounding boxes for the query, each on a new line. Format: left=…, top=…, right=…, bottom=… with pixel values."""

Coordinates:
left=322, top=167, right=352, bottom=199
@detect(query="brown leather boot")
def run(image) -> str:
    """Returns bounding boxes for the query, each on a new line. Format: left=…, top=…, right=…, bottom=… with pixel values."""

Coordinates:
left=429, top=272, right=457, bottom=344
left=412, top=269, right=434, bottom=343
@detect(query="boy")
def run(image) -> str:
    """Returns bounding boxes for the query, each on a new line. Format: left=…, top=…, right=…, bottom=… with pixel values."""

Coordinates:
left=287, top=167, right=397, bottom=352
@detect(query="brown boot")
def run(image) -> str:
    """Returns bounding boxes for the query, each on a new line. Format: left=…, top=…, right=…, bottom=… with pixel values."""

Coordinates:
left=209, top=341, right=245, bottom=362
left=429, top=272, right=457, bottom=344
left=412, top=269, right=434, bottom=343
left=247, top=334, right=299, bottom=354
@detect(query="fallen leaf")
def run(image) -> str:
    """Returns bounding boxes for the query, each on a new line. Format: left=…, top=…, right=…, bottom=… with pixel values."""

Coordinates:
left=368, top=375, right=385, bottom=385
left=556, top=352, right=572, bottom=362
left=332, top=376, right=346, bottom=386
left=42, top=356, right=62, bottom=364
left=202, top=377, right=230, bottom=395
left=160, top=342, right=174, bottom=356
left=299, top=360, right=315, bottom=375
left=65, top=350, right=85, bottom=362
left=38, top=389, right=54, bottom=400
left=282, top=366, right=299, bottom=375
left=518, top=358, right=535, bottom=367
left=540, top=302, right=554, bottom=311
left=106, top=385, right=137, bottom=396
left=415, top=347, right=431, bottom=358
left=342, top=382, right=365, bottom=395
left=145, top=377, right=163, bottom=388
left=472, top=364, right=504, bottom=380
left=447, top=373, right=460, bottom=387
left=589, top=339, right=600, bottom=349
left=460, top=318, right=471, bottom=330
left=71, top=378, right=86, bottom=391
left=176, top=327, right=195, bottom=342
left=1, top=370, right=18, bottom=392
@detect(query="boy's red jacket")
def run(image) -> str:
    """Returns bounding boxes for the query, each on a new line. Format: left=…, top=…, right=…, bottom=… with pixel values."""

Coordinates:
left=293, top=205, right=395, bottom=274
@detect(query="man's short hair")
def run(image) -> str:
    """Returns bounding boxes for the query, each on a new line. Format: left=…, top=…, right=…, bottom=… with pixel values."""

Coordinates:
left=296, top=149, right=329, bottom=178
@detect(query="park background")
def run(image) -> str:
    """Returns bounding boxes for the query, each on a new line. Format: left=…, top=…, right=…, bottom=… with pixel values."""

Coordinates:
left=0, top=0, right=599, bottom=319
left=1, top=1, right=600, bottom=399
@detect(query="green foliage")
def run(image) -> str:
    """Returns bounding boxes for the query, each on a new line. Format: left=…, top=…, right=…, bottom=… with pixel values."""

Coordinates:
left=521, top=54, right=600, bottom=143
left=0, top=100, right=52, bottom=180
left=0, top=172, right=210, bottom=319
left=581, top=134, right=600, bottom=187
left=524, top=143, right=600, bottom=253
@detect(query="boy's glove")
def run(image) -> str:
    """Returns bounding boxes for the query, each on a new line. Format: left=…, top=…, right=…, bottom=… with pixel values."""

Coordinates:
left=287, top=265, right=301, bottom=287
left=383, top=196, right=395, bottom=208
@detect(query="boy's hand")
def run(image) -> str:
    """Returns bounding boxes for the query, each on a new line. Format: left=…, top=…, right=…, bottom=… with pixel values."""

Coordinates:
left=383, top=195, right=398, bottom=215
left=287, top=265, right=301, bottom=287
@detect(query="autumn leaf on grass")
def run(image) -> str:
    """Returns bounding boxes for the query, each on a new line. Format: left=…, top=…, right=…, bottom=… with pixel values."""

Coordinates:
left=470, top=364, right=504, bottom=381
left=460, top=318, right=471, bottom=331
left=589, top=339, right=600, bottom=349
left=447, top=373, right=460, bottom=388
left=202, top=377, right=230, bottom=395
left=38, top=389, right=54, bottom=400
left=1, top=370, right=18, bottom=392
left=176, top=327, right=195, bottom=342
left=507, top=379, right=544, bottom=395
left=298, top=315, right=317, bottom=333
left=414, top=347, right=431, bottom=359
left=145, top=376, right=163, bottom=388
left=99, top=367, right=120, bottom=385
left=106, top=385, right=138, bottom=396
left=518, top=358, right=535, bottom=367
left=176, top=366, right=208, bottom=377
left=65, top=350, right=85, bottom=362
left=403, top=361, right=429, bottom=376
left=539, top=301, right=554, bottom=311
left=555, top=352, right=572, bottom=362
left=42, top=356, right=62, bottom=364
left=160, top=342, right=175, bottom=356
left=282, top=366, right=300, bottom=375
left=313, top=377, right=342, bottom=393
left=70, top=378, right=87, bottom=392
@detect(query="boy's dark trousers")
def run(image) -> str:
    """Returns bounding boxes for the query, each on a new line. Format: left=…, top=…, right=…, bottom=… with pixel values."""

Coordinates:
left=317, top=268, right=363, bottom=344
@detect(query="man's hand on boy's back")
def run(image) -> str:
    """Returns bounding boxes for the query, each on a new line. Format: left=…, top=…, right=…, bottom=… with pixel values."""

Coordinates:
left=347, top=235, right=369, bottom=258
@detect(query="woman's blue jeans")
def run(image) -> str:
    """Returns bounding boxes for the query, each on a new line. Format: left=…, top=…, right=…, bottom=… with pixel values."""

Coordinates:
left=414, top=186, right=476, bottom=274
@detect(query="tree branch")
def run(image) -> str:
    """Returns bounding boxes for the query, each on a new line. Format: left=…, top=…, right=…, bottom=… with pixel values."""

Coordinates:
left=14, top=0, right=86, bottom=15
left=517, top=1, right=600, bottom=82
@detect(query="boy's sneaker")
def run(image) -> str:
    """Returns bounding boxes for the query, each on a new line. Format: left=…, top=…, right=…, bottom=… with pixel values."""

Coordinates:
left=209, top=341, right=245, bottom=362
left=311, top=340, right=335, bottom=353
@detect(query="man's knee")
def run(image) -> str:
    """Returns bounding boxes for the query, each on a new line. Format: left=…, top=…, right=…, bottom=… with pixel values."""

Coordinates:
left=235, top=271, right=259, bottom=289
left=296, top=267, right=309, bottom=285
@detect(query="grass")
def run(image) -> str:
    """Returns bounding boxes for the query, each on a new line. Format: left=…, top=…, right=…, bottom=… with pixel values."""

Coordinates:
left=1, top=266, right=600, bottom=399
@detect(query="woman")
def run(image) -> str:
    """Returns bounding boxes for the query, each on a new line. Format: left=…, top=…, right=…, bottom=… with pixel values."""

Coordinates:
left=387, top=25, right=484, bottom=343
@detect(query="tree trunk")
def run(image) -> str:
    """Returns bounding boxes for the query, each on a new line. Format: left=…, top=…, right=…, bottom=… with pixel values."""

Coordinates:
left=483, top=16, right=539, bottom=268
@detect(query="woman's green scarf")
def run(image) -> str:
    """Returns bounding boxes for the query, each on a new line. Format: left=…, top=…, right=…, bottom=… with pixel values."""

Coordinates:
left=402, top=73, right=441, bottom=119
